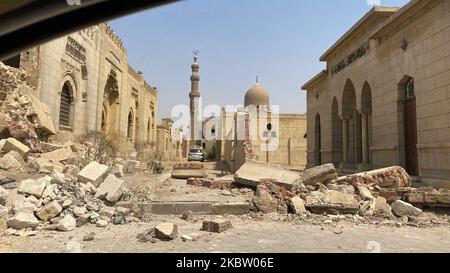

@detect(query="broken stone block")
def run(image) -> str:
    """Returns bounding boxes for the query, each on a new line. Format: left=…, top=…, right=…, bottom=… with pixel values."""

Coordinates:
left=7, top=211, right=39, bottom=230
left=96, top=219, right=109, bottom=228
left=35, top=200, right=62, bottom=221
left=42, top=184, right=58, bottom=199
left=252, top=185, right=278, bottom=213
left=2, top=138, right=30, bottom=160
left=136, top=228, right=155, bottom=242
left=334, top=167, right=411, bottom=188
left=41, top=147, right=73, bottom=162
left=98, top=207, right=116, bottom=218
left=288, top=196, right=306, bottom=215
left=123, top=160, right=141, bottom=174
left=234, top=161, right=301, bottom=190
left=354, top=183, right=374, bottom=201
left=116, top=207, right=131, bottom=217
left=7, top=191, right=35, bottom=214
left=359, top=198, right=376, bottom=216
left=373, top=197, right=393, bottom=216
left=29, top=157, right=54, bottom=174
left=56, top=214, right=76, bottom=231
left=95, top=174, right=125, bottom=203
left=182, top=234, right=193, bottom=241
left=155, top=222, right=178, bottom=240
left=172, top=163, right=207, bottom=179
left=0, top=186, right=9, bottom=206
left=300, top=164, right=338, bottom=186
left=77, top=161, right=109, bottom=187
left=202, top=219, right=233, bottom=233
left=22, top=90, right=56, bottom=135
left=17, top=177, right=49, bottom=198
left=110, top=164, right=124, bottom=178
left=0, top=151, right=26, bottom=170
left=391, top=200, right=422, bottom=217
left=51, top=171, right=66, bottom=185
left=305, top=190, right=359, bottom=214
left=73, top=206, right=87, bottom=218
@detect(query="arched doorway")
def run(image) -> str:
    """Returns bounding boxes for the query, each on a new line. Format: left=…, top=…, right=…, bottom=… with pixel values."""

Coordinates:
left=361, top=82, right=373, bottom=167
left=398, top=76, right=418, bottom=175
left=103, top=70, right=119, bottom=138
left=127, top=109, right=134, bottom=140
left=315, top=113, right=321, bottom=165
left=331, top=97, right=343, bottom=165
left=342, top=79, right=362, bottom=167
left=59, top=81, right=75, bottom=129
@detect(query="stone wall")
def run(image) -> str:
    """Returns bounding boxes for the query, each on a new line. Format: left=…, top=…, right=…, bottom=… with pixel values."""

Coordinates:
left=304, top=0, right=450, bottom=187
left=17, top=23, right=158, bottom=159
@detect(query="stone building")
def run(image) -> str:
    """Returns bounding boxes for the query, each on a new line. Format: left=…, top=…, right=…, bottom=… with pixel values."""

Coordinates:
left=216, top=83, right=307, bottom=172
left=302, top=0, right=450, bottom=188
left=156, top=118, right=183, bottom=161
left=3, top=23, right=158, bottom=158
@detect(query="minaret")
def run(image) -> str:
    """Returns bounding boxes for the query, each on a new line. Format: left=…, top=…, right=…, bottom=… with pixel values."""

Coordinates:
left=189, top=51, right=201, bottom=146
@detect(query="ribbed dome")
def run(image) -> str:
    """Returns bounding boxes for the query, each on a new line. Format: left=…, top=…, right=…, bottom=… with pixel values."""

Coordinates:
left=244, top=83, right=270, bottom=107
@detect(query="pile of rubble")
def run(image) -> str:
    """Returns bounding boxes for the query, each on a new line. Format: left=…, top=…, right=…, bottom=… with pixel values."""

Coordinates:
left=0, top=158, right=143, bottom=236
left=188, top=161, right=450, bottom=226
left=0, top=62, right=56, bottom=151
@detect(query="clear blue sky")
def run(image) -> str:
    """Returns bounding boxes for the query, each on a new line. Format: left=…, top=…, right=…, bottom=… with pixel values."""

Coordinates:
left=109, top=0, right=409, bottom=122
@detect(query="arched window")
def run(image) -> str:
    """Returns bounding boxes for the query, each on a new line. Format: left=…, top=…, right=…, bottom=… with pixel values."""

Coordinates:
left=59, top=82, right=74, bottom=128
left=127, top=110, right=134, bottom=140
left=147, top=119, right=151, bottom=142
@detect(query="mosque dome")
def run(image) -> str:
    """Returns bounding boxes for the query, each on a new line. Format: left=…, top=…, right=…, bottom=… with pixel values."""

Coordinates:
left=244, top=83, right=270, bottom=107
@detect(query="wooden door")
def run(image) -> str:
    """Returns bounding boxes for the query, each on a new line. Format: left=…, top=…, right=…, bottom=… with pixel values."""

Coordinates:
left=405, top=97, right=418, bottom=176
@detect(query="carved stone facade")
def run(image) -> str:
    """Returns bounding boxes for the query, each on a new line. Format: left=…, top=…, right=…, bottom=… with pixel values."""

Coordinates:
left=302, top=0, right=450, bottom=188
left=14, top=23, right=158, bottom=158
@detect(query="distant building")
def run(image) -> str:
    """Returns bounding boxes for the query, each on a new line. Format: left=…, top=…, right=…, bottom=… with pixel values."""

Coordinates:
left=302, top=0, right=450, bottom=188
left=5, top=23, right=158, bottom=158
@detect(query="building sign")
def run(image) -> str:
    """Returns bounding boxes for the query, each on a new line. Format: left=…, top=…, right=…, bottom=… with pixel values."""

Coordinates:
left=332, top=43, right=369, bottom=74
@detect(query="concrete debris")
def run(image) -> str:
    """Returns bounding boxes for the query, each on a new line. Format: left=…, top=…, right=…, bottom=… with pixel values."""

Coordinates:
left=98, top=207, right=116, bottom=218
left=35, top=200, right=62, bottom=221
left=110, top=164, right=124, bottom=178
left=56, top=214, right=76, bottom=231
left=2, top=138, right=30, bottom=159
left=391, top=200, right=423, bottom=217
left=405, top=188, right=450, bottom=208
left=155, top=222, right=178, bottom=240
left=251, top=185, right=278, bottom=214
left=305, top=190, right=360, bottom=214
left=136, top=228, right=155, bottom=242
left=41, top=147, right=73, bottom=162
left=172, top=163, right=207, bottom=179
left=0, top=151, right=26, bottom=170
left=234, top=161, right=302, bottom=190
left=373, top=197, right=393, bottom=216
left=300, top=164, right=338, bottom=186
left=95, top=174, right=125, bottom=203
left=334, top=166, right=411, bottom=188
left=17, top=177, right=49, bottom=198
left=7, top=211, right=39, bottom=230
left=202, top=219, right=233, bottom=233
left=182, top=234, right=193, bottom=241
left=0, top=186, right=9, bottom=206
left=77, top=161, right=109, bottom=187
left=96, top=219, right=109, bottom=228
left=288, top=196, right=306, bottom=215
